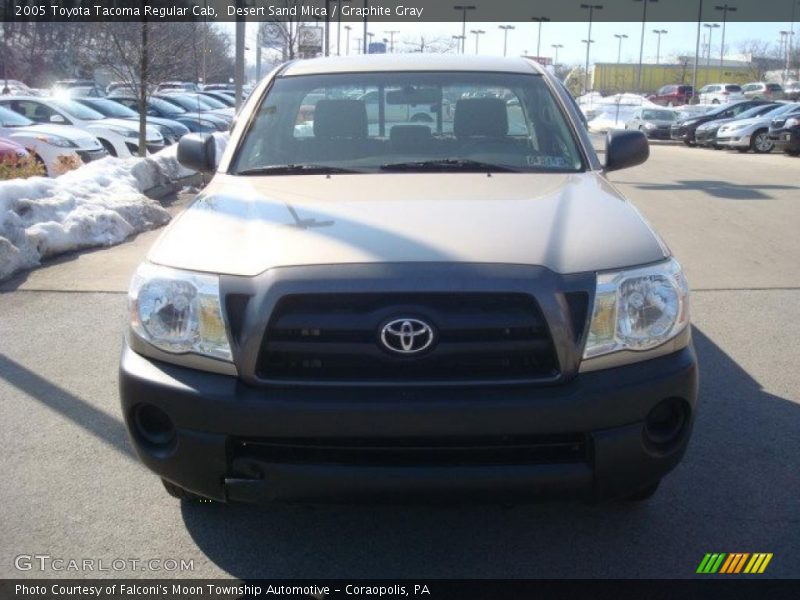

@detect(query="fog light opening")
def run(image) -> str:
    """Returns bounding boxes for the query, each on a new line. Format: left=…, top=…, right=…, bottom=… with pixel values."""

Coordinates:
left=645, top=397, right=688, bottom=447
left=133, top=404, right=176, bottom=447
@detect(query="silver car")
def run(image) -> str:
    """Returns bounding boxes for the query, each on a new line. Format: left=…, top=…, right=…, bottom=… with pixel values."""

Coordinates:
left=716, top=103, right=800, bottom=153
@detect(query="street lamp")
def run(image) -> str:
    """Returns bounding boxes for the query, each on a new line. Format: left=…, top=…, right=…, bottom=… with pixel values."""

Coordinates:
left=551, top=43, right=563, bottom=66
left=470, top=29, right=486, bottom=54
left=344, top=25, right=352, bottom=56
left=614, top=33, right=628, bottom=63
left=498, top=25, right=515, bottom=57
left=653, top=29, right=668, bottom=65
left=531, top=17, right=550, bottom=59
left=335, top=1, right=351, bottom=57
left=453, top=5, right=477, bottom=54
left=452, top=34, right=466, bottom=54
left=704, top=23, right=720, bottom=66
left=779, top=31, right=794, bottom=82
left=580, top=4, right=603, bottom=95
left=715, top=4, right=737, bottom=71
left=633, top=0, right=658, bottom=93
left=384, top=30, right=399, bottom=53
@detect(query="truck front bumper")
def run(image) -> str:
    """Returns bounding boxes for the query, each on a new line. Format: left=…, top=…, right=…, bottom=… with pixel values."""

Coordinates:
left=119, top=341, right=699, bottom=503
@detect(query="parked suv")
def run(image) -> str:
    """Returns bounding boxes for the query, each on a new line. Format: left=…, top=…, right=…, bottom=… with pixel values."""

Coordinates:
left=120, top=55, right=697, bottom=504
left=649, top=84, right=693, bottom=106
left=741, top=82, right=785, bottom=101
left=697, top=83, right=745, bottom=104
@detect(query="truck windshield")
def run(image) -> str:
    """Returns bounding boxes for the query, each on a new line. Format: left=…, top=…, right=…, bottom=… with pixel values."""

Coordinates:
left=232, top=71, right=585, bottom=174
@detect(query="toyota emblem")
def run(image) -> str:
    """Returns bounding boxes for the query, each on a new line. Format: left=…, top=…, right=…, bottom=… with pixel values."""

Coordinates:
left=379, top=318, right=435, bottom=355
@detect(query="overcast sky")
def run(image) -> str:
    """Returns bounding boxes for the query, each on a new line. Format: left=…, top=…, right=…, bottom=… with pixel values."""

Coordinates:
left=232, top=20, right=794, bottom=66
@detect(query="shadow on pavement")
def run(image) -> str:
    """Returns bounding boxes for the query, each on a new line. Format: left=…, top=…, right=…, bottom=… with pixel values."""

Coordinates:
left=179, top=328, right=800, bottom=578
left=625, top=180, right=798, bottom=201
left=0, top=352, right=135, bottom=460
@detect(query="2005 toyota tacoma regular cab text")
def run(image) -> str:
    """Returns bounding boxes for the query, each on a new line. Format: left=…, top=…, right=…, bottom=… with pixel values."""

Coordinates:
left=119, top=55, right=698, bottom=504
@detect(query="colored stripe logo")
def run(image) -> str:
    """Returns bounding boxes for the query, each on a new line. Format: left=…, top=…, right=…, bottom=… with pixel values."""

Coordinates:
left=697, top=553, right=773, bottom=574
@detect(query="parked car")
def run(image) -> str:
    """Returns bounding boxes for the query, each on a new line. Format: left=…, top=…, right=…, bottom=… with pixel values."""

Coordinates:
left=716, top=103, right=800, bottom=153
left=202, top=83, right=235, bottom=92
left=0, top=136, right=30, bottom=164
left=625, top=107, right=676, bottom=139
left=197, top=91, right=236, bottom=108
left=694, top=103, right=780, bottom=148
left=107, top=95, right=229, bottom=133
left=784, top=81, right=800, bottom=101
left=0, top=105, right=106, bottom=176
left=59, top=86, right=105, bottom=98
left=155, top=81, right=199, bottom=93
left=696, top=83, right=745, bottom=105
left=53, top=79, right=106, bottom=98
left=121, top=55, right=697, bottom=504
left=74, top=97, right=190, bottom=145
left=768, top=109, right=800, bottom=156
left=0, top=96, right=163, bottom=157
left=741, top=82, right=785, bottom=101
left=670, top=100, right=769, bottom=145
left=648, top=85, right=694, bottom=107
left=155, top=93, right=234, bottom=125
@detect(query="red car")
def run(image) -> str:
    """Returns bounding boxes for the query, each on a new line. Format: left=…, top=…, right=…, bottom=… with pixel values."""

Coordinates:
left=649, top=84, right=694, bottom=107
left=0, top=137, right=30, bottom=164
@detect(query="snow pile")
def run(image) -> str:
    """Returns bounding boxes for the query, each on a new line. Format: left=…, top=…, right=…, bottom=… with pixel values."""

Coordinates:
left=588, top=107, right=640, bottom=133
left=0, top=146, right=190, bottom=281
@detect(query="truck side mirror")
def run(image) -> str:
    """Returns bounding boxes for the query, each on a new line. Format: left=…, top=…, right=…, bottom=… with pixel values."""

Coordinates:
left=605, top=129, right=649, bottom=172
left=177, top=133, right=216, bottom=173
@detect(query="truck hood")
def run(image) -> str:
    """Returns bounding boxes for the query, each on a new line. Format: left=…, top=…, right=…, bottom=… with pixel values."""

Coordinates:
left=148, top=172, right=668, bottom=277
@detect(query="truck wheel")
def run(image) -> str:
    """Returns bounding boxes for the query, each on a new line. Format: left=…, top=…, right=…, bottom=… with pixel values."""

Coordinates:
left=161, top=478, right=209, bottom=502
left=750, top=130, right=773, bottom=154
left=626, top=480, right=661, bottom=501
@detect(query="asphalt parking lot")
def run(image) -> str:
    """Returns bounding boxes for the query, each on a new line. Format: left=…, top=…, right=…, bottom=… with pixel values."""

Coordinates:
left=0, top=144, right=798, bottom=579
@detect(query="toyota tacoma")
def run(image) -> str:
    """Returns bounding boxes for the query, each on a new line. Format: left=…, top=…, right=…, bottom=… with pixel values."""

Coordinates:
left=120, top=55, right=698, bottom=503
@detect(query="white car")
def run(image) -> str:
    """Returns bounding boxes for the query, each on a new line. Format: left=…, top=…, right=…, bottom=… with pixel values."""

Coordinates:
left=696, top=83, right=745, bottom=105
left=0, top=96, right=164, bottom=158
left=716, top=102, right=800, bottom=153
left=0, top=105, right=106, bottom=176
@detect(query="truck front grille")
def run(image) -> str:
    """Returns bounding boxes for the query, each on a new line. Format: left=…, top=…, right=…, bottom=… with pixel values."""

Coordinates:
left=256, top=293, right=559, bottom=383
left=231, top=434, right=588, bottom=467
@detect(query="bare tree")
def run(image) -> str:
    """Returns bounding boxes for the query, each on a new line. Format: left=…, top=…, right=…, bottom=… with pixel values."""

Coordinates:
left=397, top=35, right=459, bottom=54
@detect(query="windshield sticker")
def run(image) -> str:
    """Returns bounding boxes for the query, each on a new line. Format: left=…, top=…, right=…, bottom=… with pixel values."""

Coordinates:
left=527, top=155, right=569, bottom=168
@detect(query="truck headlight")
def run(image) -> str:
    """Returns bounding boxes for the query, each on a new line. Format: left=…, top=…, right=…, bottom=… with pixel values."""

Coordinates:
left=583, top=258, right=689, bottom=360
left=128, top=263, right=232, bottom=361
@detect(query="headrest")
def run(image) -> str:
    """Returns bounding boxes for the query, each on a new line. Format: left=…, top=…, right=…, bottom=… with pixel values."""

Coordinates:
left=390, top=125, right=432, bottom=150
left=313, top=99, right=368, bottom=139
left=454, top=98, right=509, bottom=137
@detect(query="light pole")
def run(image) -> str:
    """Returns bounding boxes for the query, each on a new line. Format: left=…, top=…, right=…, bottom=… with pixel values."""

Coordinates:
left=653, top=29, right=667, bottom=64
left=363, top=0, right=369, bottom=55
left=336, top=1, right=351, bottom=57
left=614, top=33, right=628, bottom=63
left=551, top=43, right=563, bottom=66
left=715, top=4, right=737, bottom=72
left=790, top=0, right=798, bottom=79
left=498, top=25, right=515, bottom=57
left=344, top=25, right=352, bottom=56
left=384, top=30, right=399, bottom=53
left=634, top=0, right=658, bottom=93
left=354, top=37, right=362, bottom=54
left=531, top=17, right=550, bottom=59
left=580, top=4, right=603, bottom=95
left=453, top=5, right=477, bottom=54
left=704, top=23, right=719, bottom=66
left=692, top=0, right=704, bottom=105
left=582, top=39, right=595, bottom=93
left=470, top=29, right=486, bottom=54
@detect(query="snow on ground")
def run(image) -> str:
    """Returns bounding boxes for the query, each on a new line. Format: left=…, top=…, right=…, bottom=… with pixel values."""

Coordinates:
left=0, top=143, right=198, bottom=281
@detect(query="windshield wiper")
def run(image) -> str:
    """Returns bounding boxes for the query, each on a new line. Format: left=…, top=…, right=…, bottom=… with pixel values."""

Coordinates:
left=379, top=158, right=518, bottom=173
left=236, top=164, right=361, bottom=176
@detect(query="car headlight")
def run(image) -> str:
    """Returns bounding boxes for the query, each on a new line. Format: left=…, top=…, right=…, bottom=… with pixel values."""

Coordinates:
left=785, top=117, right=800, bottom=128
left=583, top=258, right=689, bottom=361
left=107, top=126, right=139, bottom=139
left=644, top=122, right=656, bottom=130
left=128, top=263, right=232, bottom=362
left=36, top=135, right=76, bottom=148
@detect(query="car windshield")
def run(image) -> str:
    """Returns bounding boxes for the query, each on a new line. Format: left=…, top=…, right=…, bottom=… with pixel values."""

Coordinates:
left=186, top=93, right=227, bottom=109
left=51, top=99, right=105, bottom=120
left=145, top=97, right=187, bottom=115
left=641, top=110, right=675, bottom=121
left=0, top=105, right=33, bottom=127
left=161, top=94, right=216, bottom=111
left=233, top=71, right=584, bottom=174
left=81, top=98, right=138, bottom=118
left=736, top=104, right=779, bottom=119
